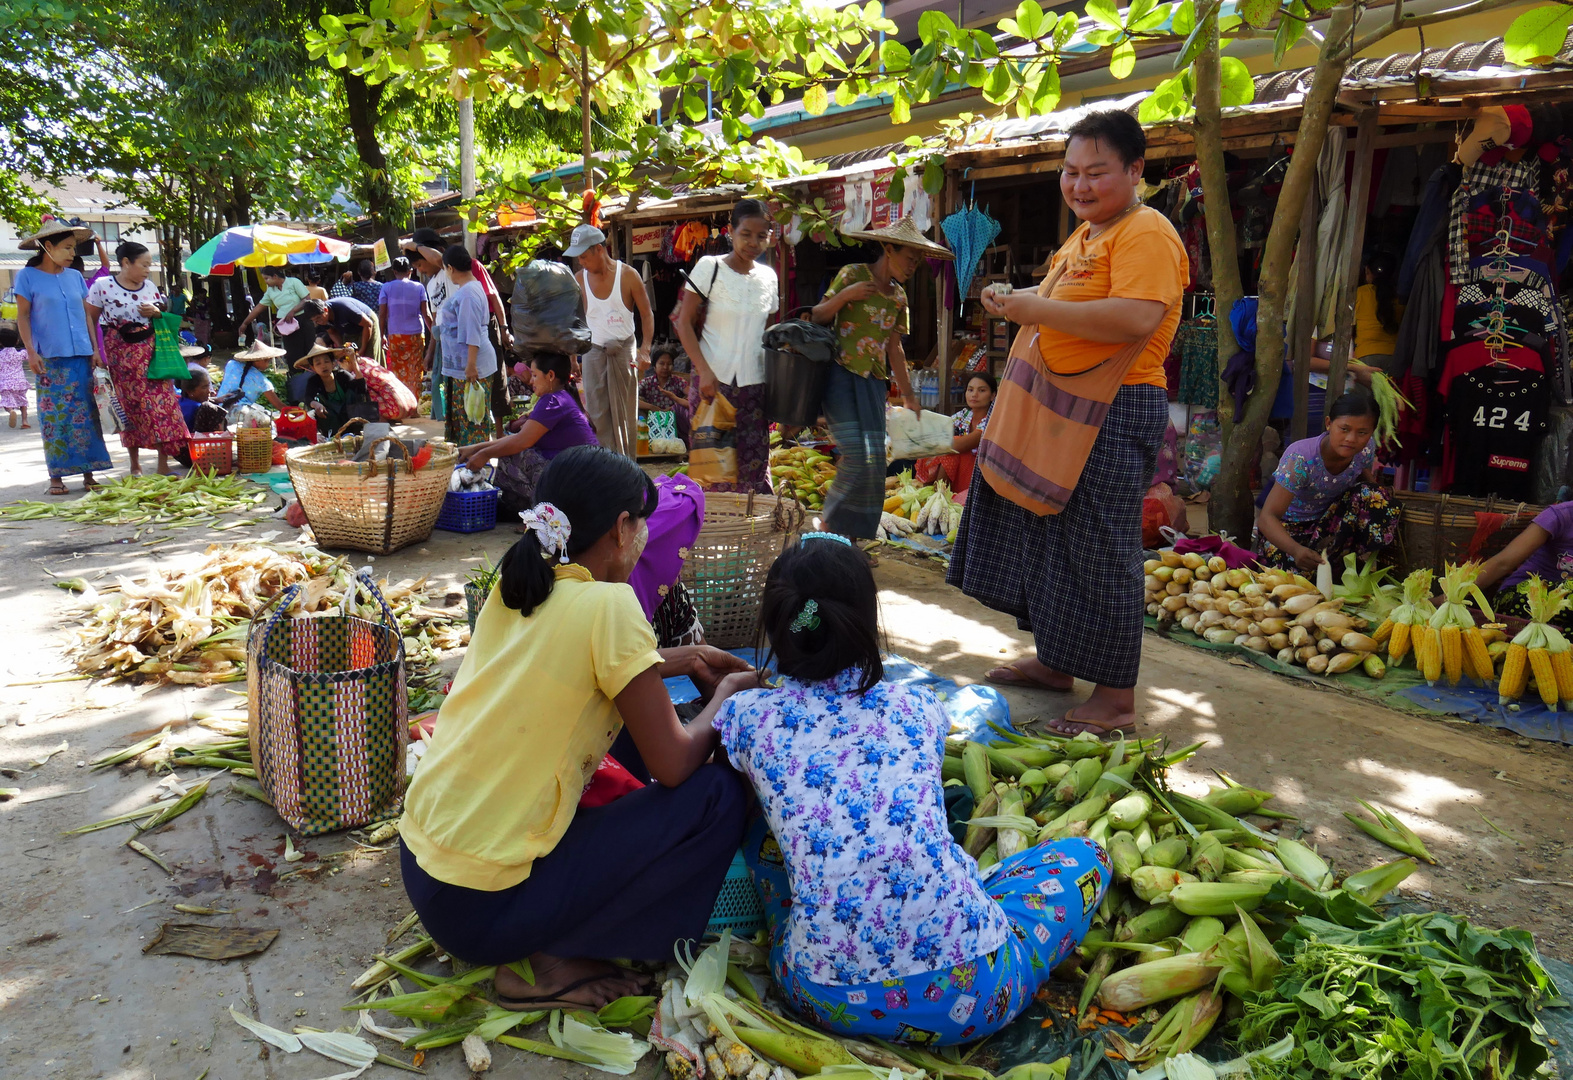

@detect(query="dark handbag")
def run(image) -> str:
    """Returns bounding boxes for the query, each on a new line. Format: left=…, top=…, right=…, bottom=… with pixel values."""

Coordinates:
left=677, top=260, right=721, bottom=340
left=117, top=323, right=154, bottom=343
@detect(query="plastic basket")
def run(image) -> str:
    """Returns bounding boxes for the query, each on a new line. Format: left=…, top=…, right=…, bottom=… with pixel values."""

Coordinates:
left=706, top=850, right=764, bottom=935
left=189, top=433, right=234, bottom=475
left=236, top=425, right=275, bottom=474
left=436, top=487, right=502, bottom=534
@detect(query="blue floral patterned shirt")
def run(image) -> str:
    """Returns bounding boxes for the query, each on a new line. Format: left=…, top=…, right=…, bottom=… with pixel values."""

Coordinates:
left=715, top=669, right=1011, bottom=985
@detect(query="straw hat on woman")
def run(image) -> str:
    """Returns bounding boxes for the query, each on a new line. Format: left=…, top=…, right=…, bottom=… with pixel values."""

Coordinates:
left=13, top=218, right=111, bottom=495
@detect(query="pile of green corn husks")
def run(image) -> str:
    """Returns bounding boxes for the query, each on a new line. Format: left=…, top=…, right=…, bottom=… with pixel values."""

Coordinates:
left=301, top=730, right=1562, bottom=1080
left=60, top=541, right=466, bottom=691
left=2, top=470, right=273, bottom=530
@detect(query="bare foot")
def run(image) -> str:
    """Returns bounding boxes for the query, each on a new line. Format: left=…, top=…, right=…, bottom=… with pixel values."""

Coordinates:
left=1047, top=685, right=1136, bottom=738
left=494, top=953, right=648, bottom=1012
left=985, top=657, right=1074, bottom=692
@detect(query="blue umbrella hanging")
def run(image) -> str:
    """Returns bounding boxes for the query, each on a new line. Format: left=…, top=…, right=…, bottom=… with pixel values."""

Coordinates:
left=941, top=190, right=1002, bottom=300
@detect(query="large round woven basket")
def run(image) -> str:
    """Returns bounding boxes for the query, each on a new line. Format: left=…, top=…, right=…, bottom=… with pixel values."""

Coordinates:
left=1393, top=491, right=1543, bottom=576
left=287, top=436, right=458, bottom=555
left=681, top=492, right=806, bottom=648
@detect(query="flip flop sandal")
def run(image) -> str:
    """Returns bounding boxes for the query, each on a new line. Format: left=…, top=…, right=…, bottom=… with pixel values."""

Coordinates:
left=1047, top=708, right=1136, bottom=739
left=984, top=665, right=1074, bottom=693
left=46, top=484, right=68, bottom=496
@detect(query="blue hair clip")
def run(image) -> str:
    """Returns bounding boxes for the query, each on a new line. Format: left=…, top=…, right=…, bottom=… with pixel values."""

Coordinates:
left=800, top=531, right=852, bottom=548
left=790, top=599, right=821, bottom=634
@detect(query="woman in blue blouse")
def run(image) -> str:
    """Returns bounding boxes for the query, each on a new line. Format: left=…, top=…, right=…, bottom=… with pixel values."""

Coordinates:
left=13, top=219, right=111, bottom=494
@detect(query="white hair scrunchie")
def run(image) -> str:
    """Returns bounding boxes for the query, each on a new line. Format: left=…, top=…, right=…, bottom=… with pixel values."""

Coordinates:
left=519, top=502, right=572, bottom=563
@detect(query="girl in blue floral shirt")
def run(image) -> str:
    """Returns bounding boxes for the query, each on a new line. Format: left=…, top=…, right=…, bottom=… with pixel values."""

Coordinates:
left=715, top=535, right=1109, bottom=1046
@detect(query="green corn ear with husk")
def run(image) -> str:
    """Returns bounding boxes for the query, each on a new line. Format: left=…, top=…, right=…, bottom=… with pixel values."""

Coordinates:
left=1143, top=836, right=1190, bottom=869
left=1342, top=857, right=1419, bottom=904
left=1117, top=903, right=1190, bottom=943
left=1108, top=831, right=1143, bottom=882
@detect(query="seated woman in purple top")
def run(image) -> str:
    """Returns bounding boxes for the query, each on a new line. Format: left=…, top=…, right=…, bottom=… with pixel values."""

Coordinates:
left=461, top=351, right=598, bottom=518
left=1254, top=390, right=1397, bottom=573
left=1477, top=501, right=1573, bottom=628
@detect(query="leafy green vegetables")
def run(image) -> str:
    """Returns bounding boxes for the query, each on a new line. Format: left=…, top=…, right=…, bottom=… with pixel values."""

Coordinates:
left=1239, top=910, right=1565, bottom=1079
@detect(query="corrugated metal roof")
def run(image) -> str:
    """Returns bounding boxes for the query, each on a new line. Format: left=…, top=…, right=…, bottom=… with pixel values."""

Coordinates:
left=1255, top=24, right=1573, bottom=104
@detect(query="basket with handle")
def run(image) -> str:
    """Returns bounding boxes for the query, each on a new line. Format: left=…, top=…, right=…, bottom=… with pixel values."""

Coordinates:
left=287, top=428, right=457, bottom=555
left=680, top=492, right=805, bottom=648
left=1393, top=491, right=1543, bottom=576
left=236, top=425, right=275, bottom=474
left=246, top=571, right=408, bottom=836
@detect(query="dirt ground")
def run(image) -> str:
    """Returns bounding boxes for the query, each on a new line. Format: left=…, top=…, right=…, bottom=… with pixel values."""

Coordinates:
left=0, top=420, right=1569, bottom=1080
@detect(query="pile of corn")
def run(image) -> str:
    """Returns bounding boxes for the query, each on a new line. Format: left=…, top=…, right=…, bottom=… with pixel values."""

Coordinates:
left=1, top=470, right=272, bottom=530
left=769, top=446, right=835, bottom=510
left=1145, top=551, right=1390, bottom=677
left=881, top=474, right=962, bottom=541
left=65, top=541, right=467, bottom=687
left=942, top=728, right=1419, bottom=1070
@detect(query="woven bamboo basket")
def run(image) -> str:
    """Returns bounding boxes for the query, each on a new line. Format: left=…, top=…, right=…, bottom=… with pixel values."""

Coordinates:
left=681, top=492, right=806, bottom=648
left=236, top=426, right=275, bottom=474
left=1393, top=491, right=1543, bottom=576
left=287, top=436, right=458, bottom=555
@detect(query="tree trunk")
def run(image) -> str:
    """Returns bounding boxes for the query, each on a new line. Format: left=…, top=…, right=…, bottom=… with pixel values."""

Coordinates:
left=581, top=49, right=594, bottom=193
left=1208, top=0, right=1356, bottom=540
left=342, top=70, right=405, bottom=251
left=1191, top=16, right=1244, bottom=441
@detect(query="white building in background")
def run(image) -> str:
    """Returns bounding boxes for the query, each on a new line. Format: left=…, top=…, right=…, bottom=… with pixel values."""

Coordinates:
left=0, top=176, right=170, bottom=293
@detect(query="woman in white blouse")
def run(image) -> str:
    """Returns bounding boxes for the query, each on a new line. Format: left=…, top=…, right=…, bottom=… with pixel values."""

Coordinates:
left=85, top=242, right=188, bottom=475
left=673, top=199, right=779, bottom=494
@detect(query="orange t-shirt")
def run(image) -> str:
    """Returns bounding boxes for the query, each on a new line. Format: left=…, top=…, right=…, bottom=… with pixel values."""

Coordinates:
left=1036, top=206, right=1189, bottom=388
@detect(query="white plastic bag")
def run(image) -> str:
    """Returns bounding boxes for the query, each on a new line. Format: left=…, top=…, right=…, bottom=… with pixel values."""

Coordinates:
left=94, top=369, right=126, bottom=434
left=887, top=406, right=955, bottom=460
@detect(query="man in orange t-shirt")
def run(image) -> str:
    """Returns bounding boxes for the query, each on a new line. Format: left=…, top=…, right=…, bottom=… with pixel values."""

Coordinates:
left=947, top=110, right=1187, bottom=737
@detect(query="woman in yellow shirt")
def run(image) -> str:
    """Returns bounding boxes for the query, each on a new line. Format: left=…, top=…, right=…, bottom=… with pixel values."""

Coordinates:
left=399, top=445, right=755, bottom=1011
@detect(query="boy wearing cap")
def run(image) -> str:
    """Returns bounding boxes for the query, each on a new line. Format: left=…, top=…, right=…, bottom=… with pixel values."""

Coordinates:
left=566, top=224, right=654, bottom=458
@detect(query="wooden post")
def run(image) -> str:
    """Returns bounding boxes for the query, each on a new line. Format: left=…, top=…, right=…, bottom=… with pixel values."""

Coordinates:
left=1325, top=108, right=1378, bottom=417
left=937, top=167, right=960, bottom=413
left=1289, top=173, right=1320, bottom=443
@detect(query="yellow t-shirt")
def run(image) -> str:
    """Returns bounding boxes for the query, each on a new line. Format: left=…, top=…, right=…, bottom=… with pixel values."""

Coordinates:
left=1354, top=284, right=1403, bottom=358
left=400, top=564, right=662, bottom=891
left=1036, top=206, right=1189, bottom=388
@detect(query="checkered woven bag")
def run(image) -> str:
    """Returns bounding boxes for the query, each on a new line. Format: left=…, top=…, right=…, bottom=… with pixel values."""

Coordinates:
left=247, top=571, right=408, bottom=836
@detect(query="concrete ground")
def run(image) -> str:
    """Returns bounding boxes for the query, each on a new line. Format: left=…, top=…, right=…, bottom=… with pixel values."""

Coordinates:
left=0, top=413, right=1569, bottom=1080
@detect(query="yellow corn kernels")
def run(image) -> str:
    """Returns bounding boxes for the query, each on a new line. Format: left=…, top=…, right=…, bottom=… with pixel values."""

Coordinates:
left=1499, top=642, right=1529, bottom=703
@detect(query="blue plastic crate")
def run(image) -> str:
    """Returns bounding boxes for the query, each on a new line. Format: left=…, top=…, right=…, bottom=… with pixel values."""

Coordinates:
left=706, top=850, right=764, bottom=935
left=436, top=487, right=501, bottom=533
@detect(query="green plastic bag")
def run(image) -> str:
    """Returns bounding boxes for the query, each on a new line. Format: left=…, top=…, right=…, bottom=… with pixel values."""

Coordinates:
left=463, top=379, right=489, bottom=425
left=146, top=312, right=189, bottom=380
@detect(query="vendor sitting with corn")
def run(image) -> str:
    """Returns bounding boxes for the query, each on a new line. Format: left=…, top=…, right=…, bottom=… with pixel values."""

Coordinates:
left=1254, top=391, right=1397, bottom=574
left=399, top=446, right=755, bottom=1012
left=717, top=535, right=1110, bottom=1046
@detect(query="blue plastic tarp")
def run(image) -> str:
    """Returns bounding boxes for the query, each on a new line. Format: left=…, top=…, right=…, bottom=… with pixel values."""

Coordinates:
left=664, top=650, right=1015, bottom=744
left=1398, top=683, right=1573, bottom=745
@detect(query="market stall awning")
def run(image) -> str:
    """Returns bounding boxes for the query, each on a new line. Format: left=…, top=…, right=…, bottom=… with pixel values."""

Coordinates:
left=186, top=225, right=353, bottom=277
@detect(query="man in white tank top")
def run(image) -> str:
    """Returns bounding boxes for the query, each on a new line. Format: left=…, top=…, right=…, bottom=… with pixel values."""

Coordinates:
left=566, top=224, right=653, bottom=458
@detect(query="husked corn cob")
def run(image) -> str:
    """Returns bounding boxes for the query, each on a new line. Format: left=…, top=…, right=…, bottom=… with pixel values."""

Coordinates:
left=1500, top=642, right=1529, bottom=703
left=1462, top=627, right=1493, bottom=685
left=1420, top=626, right=1442, bottom=685
left=1529, top=647, right=1559, bottom=710
left=1553, top=649, right=1573, bottom=702
left=1371, top=617, right=1395, bottom=645
left=1440, top=625, right=1462, bottom=687
left=1387, top=620, right=1411, bottom=664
